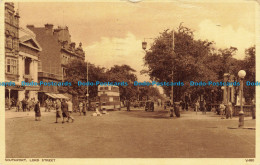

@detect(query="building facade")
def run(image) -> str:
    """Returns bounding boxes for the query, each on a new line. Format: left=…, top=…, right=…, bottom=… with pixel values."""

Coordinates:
left=27, top=24, right=85, bottom=104
left=18, top=28, right=42, bottom=101
left=5, top=3, right=20, bottom=107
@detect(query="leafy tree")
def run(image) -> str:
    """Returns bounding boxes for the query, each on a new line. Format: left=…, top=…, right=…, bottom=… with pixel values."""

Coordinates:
left=143, top=24, right=216, bottom=101
left=243, top=46, right=255, bottom=102
left=59, top=59, right=107, bottom=100
left=106, top=65, right=138, bottom=101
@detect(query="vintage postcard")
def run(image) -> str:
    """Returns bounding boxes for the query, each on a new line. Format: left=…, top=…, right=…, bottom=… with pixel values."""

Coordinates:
left=0, top=0, right=259, bottom=164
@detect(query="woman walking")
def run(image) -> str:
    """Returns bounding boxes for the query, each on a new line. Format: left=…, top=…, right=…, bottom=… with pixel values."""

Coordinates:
left=79, top=101, right=83, bottom=116
left=34, top=101, right=41, bottom=121
left=82, top=100, right=87, bottom=116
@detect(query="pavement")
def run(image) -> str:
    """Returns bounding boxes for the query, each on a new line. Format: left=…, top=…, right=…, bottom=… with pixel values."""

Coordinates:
left=5, top=106, right=256, bottom=158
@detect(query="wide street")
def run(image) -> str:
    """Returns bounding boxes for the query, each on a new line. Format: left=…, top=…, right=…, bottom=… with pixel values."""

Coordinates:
left=6, top=106, right=255, bottom=158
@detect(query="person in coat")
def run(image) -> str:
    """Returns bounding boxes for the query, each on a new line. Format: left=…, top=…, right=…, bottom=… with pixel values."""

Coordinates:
left=34, top=101, right=41, bottom=121
left=61, top=99, right=69, bottom=123
left=67, top=99, right=75, bottom=122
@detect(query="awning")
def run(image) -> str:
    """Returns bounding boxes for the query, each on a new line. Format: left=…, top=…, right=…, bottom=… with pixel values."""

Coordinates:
left=56, top=94, right=69, bottom=99
left=45, top=93, right=69, bottom=99
left=45, top=93, right=57, bottom=98
left=6, top=85, right=25, bottom=91
left=25, top=86, right=40, bottom=91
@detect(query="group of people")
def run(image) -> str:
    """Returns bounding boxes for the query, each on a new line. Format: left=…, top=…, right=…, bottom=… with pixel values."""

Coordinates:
left=34, top=98, right=92, bottom=123
left=34, top=98, right=75, bottom=123
left=218, top=102, right=233, bottom=119
left=44, top=98, right=58, bottom=112
left=194, top=100, right=207, bottom=114
left=16, top=98, right=37, bottom=112
left=54, top=99, right=74, bottom=123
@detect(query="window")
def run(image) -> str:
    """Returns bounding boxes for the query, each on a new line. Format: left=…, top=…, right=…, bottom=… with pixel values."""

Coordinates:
left=6, top=58, right=17, bottom=74
left=25, top=58, right=31, bottom=75
left=62, top=68, right=67, bottom=78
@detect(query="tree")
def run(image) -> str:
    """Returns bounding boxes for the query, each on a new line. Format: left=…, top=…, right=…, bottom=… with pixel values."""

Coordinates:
left=106, top=65, right=138, bottom=101
left=143, top=24, right=217, bottom=101
left=243, top=46, right=255, bottom=102
left=59, top=59, right=107, bottom=100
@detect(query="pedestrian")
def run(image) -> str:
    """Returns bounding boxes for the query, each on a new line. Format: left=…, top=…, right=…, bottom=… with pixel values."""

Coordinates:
left=28, top=99, right=33, bottom=111
left=219, top=102, right=225, bottom=119
left=22, top=98, right=27, bottom=112
left=226, top=102, right=233, bottom=119
left=25, top=98, right=29, bottom=111
left=195, top=100, right=200, bottom=115
left=82, top=100, right=87, bottom=116
left=67, top=99, right=74, bottom=122
left=79, top=101, right=83, bottom=115
left=16, top=100, right=20, bottom=112
left=45, top=99, right=49, bottom=112
left=48, top=100, right=52, bottom=112
left=55, top=99, right=62, bottom=123
left=61, top=99, right=69, bottom=123
left=174, top=103, right=180, bottom=117
left=252, top=99, right=256, bottom=119
left=185, top=94, right=189, bottom=111
left=201, top=100, right=206, bottom=114
left=34, top=101, right=41, bottom=121
left=127, top=100, right=131, bottom=111
left=181, top=99, right=185, bottom=111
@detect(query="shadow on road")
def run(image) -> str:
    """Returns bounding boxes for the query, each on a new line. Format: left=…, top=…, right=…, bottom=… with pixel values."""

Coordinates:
left=121, top=110, right=176, bottom=119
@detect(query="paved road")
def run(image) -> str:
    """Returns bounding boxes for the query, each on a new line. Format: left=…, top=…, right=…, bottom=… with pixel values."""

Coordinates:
left=5, top=108, right=255, bottom=158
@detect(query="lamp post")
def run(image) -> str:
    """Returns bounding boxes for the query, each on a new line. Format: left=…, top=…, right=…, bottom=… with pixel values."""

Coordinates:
left=238, top=70, right=246, bottom=128
left=221, top=86, right=225, bottom=103
left=142, top=30, right=175, bottom=105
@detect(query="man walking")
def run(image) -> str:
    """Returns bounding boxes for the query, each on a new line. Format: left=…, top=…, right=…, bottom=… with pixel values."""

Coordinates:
left=55, top=99, right=62, bottom=123
left=226, top=102, right=233, bottom=119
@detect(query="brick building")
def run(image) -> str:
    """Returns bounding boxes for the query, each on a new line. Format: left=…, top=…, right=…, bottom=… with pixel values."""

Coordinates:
left=5, top=2, right=20, bottom=107
left=27, top=24, right=85, bottom=104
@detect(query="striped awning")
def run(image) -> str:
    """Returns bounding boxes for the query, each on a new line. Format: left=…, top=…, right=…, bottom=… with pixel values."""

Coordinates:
left=45, top=93, right=69, bottom=99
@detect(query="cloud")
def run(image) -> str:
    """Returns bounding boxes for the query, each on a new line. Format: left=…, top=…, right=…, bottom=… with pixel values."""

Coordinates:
left=84, top=32, right=150, bottom=81
left=195, top=19, right=255, bottom=59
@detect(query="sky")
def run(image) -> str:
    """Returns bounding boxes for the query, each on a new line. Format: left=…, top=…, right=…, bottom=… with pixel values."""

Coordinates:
left=16, top=1, right=256, bottom=83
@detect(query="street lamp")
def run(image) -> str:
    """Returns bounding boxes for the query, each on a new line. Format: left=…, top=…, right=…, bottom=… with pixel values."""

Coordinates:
left=141, top=30, right=175, bottom=106
left=142, top=41, right=147, bottom=50
left=238, top=70, right=246, bottom=128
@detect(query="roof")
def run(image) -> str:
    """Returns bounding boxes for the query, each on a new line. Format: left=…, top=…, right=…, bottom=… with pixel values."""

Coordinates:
left=19, top=27, right=42, bottom=51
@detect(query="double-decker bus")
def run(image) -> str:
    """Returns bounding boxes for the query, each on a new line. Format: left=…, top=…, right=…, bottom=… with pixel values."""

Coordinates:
left=98, top=85, right=121, bottom=110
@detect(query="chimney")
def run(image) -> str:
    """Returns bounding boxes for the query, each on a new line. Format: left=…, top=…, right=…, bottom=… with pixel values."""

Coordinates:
left=70, top=42, right=76, bottom=49
left=45, top=23, right=53, bottom=35
left=45, top=23, right=53, bottom=29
